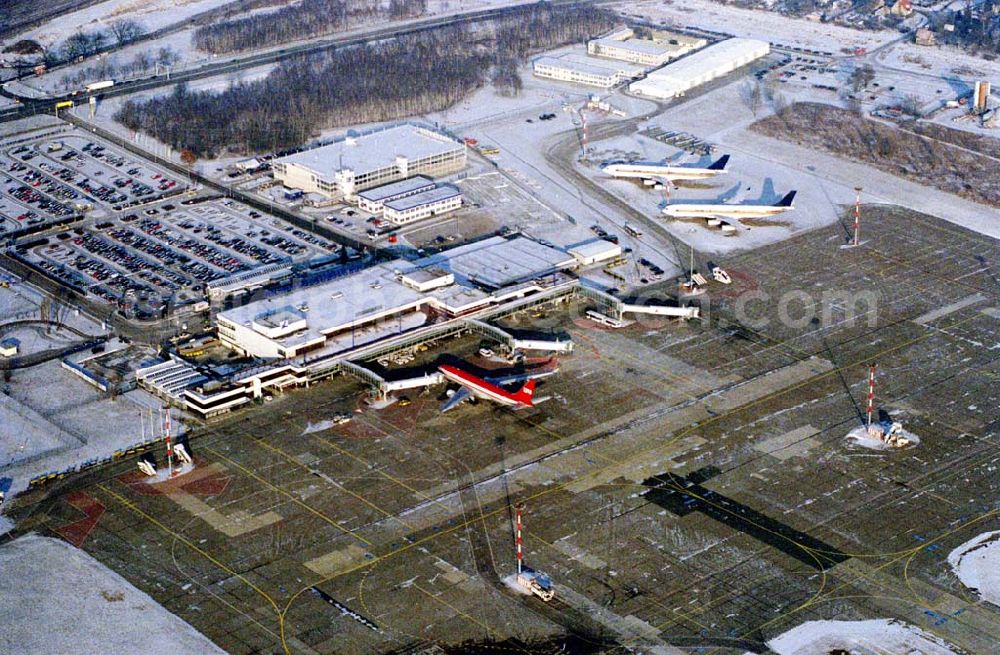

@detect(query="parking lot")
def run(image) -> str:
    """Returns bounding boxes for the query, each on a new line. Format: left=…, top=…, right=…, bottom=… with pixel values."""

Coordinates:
left=15, top=196, right=342, bottom=313
left=0, top=132, right=187, bottom=239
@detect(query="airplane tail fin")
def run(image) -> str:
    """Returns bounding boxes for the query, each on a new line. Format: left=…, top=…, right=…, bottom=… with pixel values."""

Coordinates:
left=512, top=379, right=537, bottom=405
left=776, top=190, right=797, bottom=207
left=708, top=154, right=730, bottom=170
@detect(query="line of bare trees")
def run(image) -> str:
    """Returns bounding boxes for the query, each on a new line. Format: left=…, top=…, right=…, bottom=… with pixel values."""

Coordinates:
left=60, top=46, right=180, bottom=90
left=117, top=4, right=616, bottom=157
left=192, top=0, right=427, bottom=54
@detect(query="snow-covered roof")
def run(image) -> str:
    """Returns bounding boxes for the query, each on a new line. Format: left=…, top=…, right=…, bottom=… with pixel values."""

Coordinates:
left=415, top=236, right=576, bottom=289
left=630, top=38, right=770, bottom=97
left=534, top=54, right=645, bottom=77
left=274, top=125, right=464, bottom=180
left=356, top=176, right=435, bottom=202
left=384, top=185, right=461, bottom=212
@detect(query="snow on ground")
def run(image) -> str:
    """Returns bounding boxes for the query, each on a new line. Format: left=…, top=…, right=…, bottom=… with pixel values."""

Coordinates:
left=574, top=80, right=847, bottom=255
left=0, top=391, right=81, bottom=470
left=302, top=419, right=339, bottom=435
left=768, top=619, right=961, bottom=655
left=427, top=68, right=681, bottom=276
left=641, top=76, right=1000, bottom=241
left=0, top=534, right=226, bottom=655
left=10, top=0, right=236, bottom=49
left=948, top=531, right=1000, bottom=607
left=844, top=424, right=920, bottom=451
left=0, top=358, right=185, bottom=497
left=618, top=0, right=900, bottom=53
left=879, top=42, right=1000, bottom=79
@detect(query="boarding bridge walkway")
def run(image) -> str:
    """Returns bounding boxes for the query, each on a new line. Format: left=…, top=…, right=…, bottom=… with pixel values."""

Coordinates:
left=576, top=285, right=624, bottom=318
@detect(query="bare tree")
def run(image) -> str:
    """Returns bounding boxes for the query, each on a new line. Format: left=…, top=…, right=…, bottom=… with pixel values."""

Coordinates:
left=740, top=80, right=762, bottom=117
left=849, top=63, right=875, bottom=92
left=772, top=92, right=789, bottom=118
left=62, top=29, right=107, bottom=59
left=108, top=18, right=146, bottom=47
left=900, top=94, right=922, bottom=116
left=119, top=4, right=617, bottom=156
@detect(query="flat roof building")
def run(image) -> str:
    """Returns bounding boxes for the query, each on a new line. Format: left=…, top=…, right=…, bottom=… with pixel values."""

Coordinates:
left=383, top=186, right=462, bottom=225
left=567, top=239, right=622, bottom=266
left=215, top=237, right=578, bottom=360
left=356, top=176, right=436, bottom=214
left=532, top=53, right=645, bottom=88
left=629, top=38, right=770, bottom=100
left=588, top=27, right=706, bottom=68
left=272, top=125, right=466, bottom=200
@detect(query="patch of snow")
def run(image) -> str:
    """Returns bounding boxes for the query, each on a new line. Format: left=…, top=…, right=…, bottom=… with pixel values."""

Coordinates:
left=845, top=424, right=920, bottom=451
left=10, top=0, right=237, bottom=49
left=302, top=419, right=338, bottom=435
left=0, top=534, right=226, bottom=654
left=618, top=0, right=901, bottom=53
left=768, top=618, right=962, bottom=655
left=947, top=531, right=1000, bottom=607
left=501, top=572, right=533, bottom=595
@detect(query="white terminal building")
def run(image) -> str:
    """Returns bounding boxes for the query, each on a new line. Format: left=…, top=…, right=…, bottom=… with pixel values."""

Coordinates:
left=215, top=237, right=595, bottom=360
left=629, top=38, right=770, bottom=100
left=532, top=53, right=645, bottom=88
left=588, top=27, right=706, bottom=67
left=156, top=237, right=620, bottom=419
left=271, top=124, right=467, bottom=201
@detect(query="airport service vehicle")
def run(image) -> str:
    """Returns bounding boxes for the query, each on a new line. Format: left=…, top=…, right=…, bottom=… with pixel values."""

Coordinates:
left=586, top=309, right=630, bottom=328
left=438, top=364, right=542, bottom=412
left=712, top=266, right=732, bottom=284
left=623, top=223, right=642, bottom=238
left=663, top=191, right=797, bottom=219
left=601, top=155, right=729, bottom=184
left=517, top=569, right=555, bottom=601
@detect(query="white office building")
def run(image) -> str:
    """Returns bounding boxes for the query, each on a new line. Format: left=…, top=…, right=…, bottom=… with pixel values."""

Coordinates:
left=532, top=54, right=645, bottom=88
left=629, top=38, right=770, bottom=100
left=383, top=186, right=462, bottom=225
left=356, top=176, right=437, bottom=214
left=272, top=125, right=466, bottom=200
left=587, top=27, right=706, bottom=67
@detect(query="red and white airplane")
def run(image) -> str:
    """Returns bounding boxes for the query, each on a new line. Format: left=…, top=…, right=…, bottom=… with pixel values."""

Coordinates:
left=438, top=363, right=541, bottom=412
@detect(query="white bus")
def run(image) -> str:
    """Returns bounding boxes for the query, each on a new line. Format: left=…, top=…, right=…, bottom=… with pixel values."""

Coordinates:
left=623, top=222, right=642, bottom=238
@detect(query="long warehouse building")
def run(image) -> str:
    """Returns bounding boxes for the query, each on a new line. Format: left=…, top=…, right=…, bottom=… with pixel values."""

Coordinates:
left=629, top=38, right=770, bottom=100
left=272, top=124, right=467, bottom=200
left=533, top=53, right=645, bottom=88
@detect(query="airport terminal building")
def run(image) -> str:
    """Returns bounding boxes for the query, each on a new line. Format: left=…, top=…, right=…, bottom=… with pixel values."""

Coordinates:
left=149, top=236, right=623, bottom=418
left=272, top=125, right=467, bottom=201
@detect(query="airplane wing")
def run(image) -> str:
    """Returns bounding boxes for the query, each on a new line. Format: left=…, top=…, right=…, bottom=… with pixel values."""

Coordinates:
left=485, top=368, right=559, bottom=387
left=440, top=387, right=472, bottom=413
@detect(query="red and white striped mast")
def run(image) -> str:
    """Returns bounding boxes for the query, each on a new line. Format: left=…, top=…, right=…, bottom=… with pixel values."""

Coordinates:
left=515, top=503, right=524, bottom=575
left=852, top=186, right=862, bottom=247
left=866, top=364, right=876, bottom=427
left=164, top=408, right=176, bottom=478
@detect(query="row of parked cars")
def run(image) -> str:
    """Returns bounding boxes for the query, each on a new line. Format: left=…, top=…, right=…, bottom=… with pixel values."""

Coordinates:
left=70, top=232, right=180, bottom=292
left=136, top=217, right=252, bottom=277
